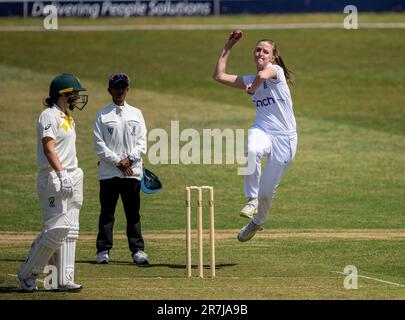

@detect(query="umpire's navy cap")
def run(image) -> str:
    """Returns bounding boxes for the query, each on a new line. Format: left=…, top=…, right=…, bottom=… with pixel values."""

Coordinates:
left=109, top=73, right=129, bottom=88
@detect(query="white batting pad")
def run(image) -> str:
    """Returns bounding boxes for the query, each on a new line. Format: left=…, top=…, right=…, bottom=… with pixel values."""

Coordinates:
left=18, top=226, right=70, bottom=279
left=55, top=208, right=80, bottom=286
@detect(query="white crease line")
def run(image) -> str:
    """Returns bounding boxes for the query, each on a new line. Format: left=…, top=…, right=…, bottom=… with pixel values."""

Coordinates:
left=9, top=272, right=404, bottom=287
left=83, top=286, right=337, bottom=291
left=8, top=274, right=339, bottom=281
left=333, top=271, right=404, bottom=287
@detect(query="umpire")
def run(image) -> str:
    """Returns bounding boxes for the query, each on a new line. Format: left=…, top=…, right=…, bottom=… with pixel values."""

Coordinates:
left=93, top=73, right=149, bottom=266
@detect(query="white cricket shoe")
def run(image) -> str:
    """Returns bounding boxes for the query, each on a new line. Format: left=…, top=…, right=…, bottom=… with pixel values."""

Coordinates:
left=18, top=274, right=38, bottom=292
left=239, top=198, right=258, bottom=219
left=132, top=250, right=150, bottom=267
left=237, top=221, right=263, bottom=242
left=96, top=250, right=109, bottom=264
left=56, top=281, right=83, bottom=292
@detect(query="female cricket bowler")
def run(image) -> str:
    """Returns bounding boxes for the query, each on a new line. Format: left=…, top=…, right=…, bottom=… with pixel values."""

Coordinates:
left=17, top=74, right=88, bottom=291
left=213, top=31, right=298, bottom=242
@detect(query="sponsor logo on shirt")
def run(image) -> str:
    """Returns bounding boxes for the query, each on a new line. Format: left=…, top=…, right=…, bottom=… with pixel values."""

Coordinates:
left=108, top=127, right=114, bottom=135
left=45, top=124, right=51, bottom=130
left=253, top=96, right=275, bottom=108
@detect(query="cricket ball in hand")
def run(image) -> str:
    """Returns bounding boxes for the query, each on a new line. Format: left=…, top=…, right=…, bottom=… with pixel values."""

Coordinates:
left=230, top=29, right=243, bottom=40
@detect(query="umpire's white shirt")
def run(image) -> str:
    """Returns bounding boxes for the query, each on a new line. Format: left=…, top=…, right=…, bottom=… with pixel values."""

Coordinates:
left=94, top=101, right=147, bottom=181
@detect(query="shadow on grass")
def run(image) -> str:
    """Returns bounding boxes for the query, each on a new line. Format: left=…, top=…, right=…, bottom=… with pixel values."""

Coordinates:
left=78, top=260, right=237, bottom=270
left=0, top=259, right=25, bottom=262
left=0, top=286, right=30, bottom=294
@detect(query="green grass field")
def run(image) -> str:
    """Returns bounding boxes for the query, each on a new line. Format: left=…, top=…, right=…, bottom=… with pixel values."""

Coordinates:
left=0, top=13, right=405, bottom=300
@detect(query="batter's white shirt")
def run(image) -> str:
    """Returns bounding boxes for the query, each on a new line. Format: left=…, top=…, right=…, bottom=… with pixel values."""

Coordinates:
left=94, top=101, right=147, bottom=180
left=37, top=105, right=78, bottom=170
left=243, top=64, right=296, bottom=134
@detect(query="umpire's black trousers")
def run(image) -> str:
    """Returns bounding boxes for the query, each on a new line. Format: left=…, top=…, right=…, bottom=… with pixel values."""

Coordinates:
left=96, top=177, right=144, bottom=254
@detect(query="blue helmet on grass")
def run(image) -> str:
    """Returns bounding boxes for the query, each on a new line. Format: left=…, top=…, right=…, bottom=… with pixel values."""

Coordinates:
left=141, top=168, right=162, bottom=194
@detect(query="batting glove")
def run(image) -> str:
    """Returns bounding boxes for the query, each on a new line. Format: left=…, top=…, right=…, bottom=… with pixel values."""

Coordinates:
left=57, top=170, right=74, bottom=198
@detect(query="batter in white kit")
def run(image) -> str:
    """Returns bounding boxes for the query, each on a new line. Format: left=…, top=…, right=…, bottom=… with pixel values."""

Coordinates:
left=18, top=74, right=88, bottom=291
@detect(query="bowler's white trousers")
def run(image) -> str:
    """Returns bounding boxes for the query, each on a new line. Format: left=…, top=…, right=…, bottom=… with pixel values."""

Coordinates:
left=244, top=126, right=297, bottom=226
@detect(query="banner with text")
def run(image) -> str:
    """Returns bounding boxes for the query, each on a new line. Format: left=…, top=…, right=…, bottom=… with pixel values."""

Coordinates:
left=0, top=0, right=403, bottom=17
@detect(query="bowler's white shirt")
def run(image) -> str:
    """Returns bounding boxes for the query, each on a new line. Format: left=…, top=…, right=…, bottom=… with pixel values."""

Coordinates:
left=94, top=101, right=147, bottom=180
left=37, top=105, right=78, bottom=170
left=243, top=64, right=296, bottom=134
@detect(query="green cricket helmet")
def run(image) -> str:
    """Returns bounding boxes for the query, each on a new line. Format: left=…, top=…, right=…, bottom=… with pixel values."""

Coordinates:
left=49, top=73, right=88, bottom=110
